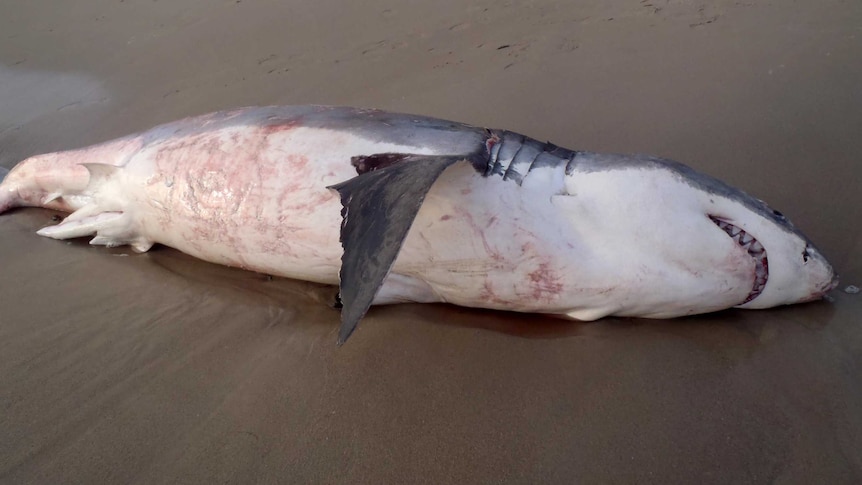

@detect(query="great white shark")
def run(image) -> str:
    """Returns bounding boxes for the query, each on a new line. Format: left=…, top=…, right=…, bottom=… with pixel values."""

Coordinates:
left=0, top=106, right=838, bottom=343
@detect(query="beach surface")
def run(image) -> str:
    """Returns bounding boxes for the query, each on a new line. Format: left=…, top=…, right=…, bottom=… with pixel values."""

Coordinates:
left=1, top=0, right=861, bottom=483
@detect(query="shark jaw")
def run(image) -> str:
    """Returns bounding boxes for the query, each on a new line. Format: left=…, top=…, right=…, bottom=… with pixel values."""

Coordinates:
left=709, top=216, right=768, bottom=304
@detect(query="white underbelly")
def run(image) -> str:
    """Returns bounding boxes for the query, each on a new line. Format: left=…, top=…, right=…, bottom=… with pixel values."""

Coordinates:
left=386, top=163, right=605, bottom=312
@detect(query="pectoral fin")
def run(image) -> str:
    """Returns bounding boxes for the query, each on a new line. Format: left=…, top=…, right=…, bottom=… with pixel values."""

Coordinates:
left=328, top=154, right=464, bottom=345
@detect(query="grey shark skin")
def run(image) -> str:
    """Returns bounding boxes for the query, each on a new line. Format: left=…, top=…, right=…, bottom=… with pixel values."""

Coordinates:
left=0, top=106, right=838, bottom=344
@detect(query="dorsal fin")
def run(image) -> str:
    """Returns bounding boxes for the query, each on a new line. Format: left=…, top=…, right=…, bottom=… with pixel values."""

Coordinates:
left=328, top=154, right=464, bottom=345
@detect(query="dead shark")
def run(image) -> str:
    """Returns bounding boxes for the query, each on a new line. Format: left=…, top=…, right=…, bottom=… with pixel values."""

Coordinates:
left=0, top=106, right=838, bottom=343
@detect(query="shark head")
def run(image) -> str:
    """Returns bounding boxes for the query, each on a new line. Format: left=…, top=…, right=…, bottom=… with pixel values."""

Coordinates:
left=705, top=194, right=838, bottom=309
left=563, top=153, right=838, bottom=316
left=654, top=155, right=838, bottom=309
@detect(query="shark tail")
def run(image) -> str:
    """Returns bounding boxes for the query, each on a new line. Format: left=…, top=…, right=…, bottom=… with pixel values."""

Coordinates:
left=0, top=165, right=16, bottom=213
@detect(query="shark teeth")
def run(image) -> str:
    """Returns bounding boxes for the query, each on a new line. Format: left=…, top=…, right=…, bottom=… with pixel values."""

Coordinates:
left=709, top=216, right=769, bottom=303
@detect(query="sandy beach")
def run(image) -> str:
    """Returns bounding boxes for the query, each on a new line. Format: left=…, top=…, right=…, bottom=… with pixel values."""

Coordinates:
left=1, top=0, right=861, bottom=482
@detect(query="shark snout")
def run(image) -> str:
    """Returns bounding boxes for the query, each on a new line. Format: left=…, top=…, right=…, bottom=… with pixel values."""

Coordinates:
left=795, top=245, right=838, bottom=303
left=825, top=274, right=840, bottom=293
left=813, top=254, right=839, bottom=295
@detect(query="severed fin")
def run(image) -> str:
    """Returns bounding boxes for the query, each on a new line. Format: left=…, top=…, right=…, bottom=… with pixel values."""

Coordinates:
left=328, top=154, right=464, bottom=345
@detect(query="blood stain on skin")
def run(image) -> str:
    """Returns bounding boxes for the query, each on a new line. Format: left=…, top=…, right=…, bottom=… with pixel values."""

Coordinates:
left=528, top=262, right=564, bottom=301
left=259, top=120, right=301, bottom=136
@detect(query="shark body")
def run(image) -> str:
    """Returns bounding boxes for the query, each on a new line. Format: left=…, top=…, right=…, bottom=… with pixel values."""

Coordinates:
left=0, top=106, right=837, bottom=343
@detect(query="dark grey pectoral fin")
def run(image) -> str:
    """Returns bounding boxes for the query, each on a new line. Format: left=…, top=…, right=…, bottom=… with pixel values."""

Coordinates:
left=328, top=154, right=463, bottom=345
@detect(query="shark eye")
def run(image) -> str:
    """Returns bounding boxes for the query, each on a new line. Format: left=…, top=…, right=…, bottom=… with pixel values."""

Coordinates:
left=802, top=246, right=810, bottom=263
left=772, top=209, right=786, bottom=220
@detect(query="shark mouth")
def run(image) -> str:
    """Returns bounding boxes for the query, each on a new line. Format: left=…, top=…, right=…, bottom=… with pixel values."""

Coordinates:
left=710, top=216, right=769, bottom=304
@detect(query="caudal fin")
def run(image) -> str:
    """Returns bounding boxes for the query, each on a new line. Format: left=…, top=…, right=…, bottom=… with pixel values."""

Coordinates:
left=0, top=165, right=15, bottom=213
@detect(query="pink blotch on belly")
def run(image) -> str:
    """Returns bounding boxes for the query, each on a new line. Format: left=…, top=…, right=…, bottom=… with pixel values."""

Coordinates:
left=528, top=262, right=564, bottom=302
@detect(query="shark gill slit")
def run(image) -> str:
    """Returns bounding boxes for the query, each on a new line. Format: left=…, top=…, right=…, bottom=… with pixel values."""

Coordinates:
left=480, top=130, right=578, bottom=186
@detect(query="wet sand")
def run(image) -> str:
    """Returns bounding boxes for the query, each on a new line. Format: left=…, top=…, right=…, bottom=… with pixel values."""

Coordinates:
left=1, top=0, right=861, bottom=482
